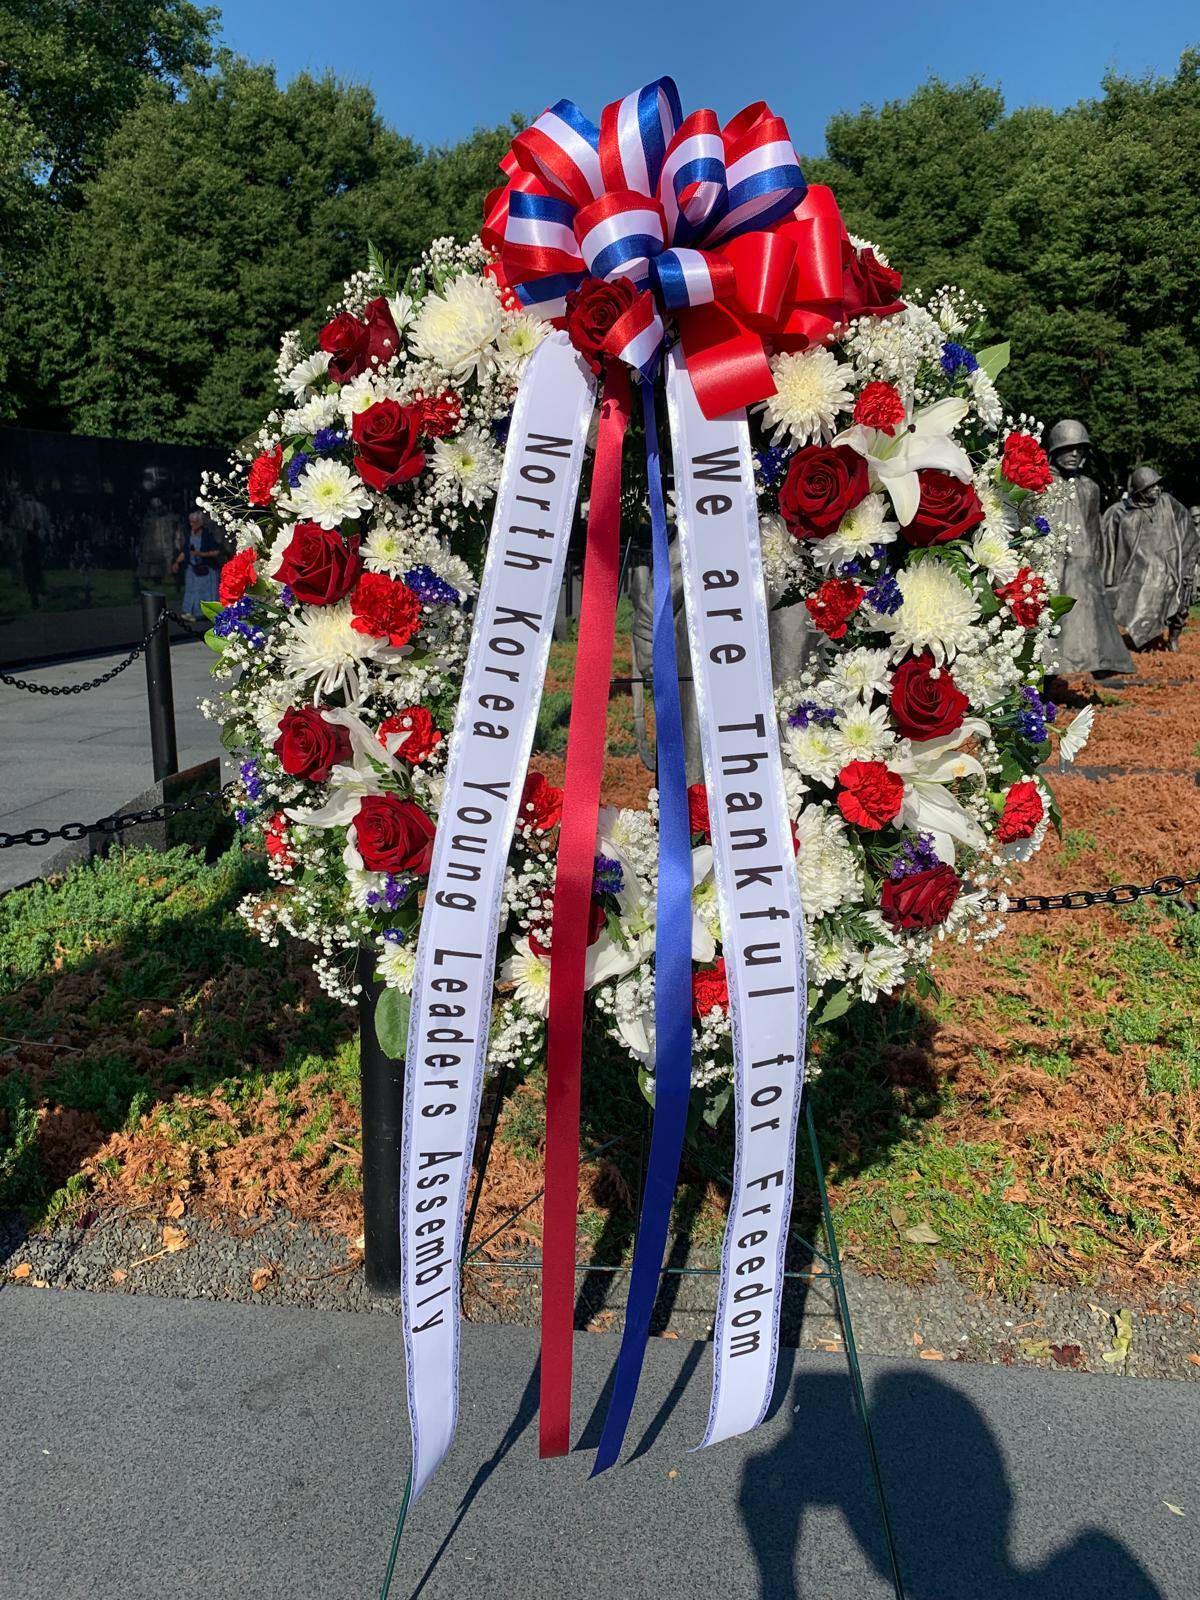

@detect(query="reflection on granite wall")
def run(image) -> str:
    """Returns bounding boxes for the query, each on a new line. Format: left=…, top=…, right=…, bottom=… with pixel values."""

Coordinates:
left=0, top=427, right=227, bottom=666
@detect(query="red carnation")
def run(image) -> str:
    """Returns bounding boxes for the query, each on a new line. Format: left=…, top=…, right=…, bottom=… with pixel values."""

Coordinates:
left=688, top=782, right=710, bottom=838
left=995, top=567, right=1048, bottom=628
left=844, top=247, right=905, bottom=319
left=218, top=547, right=258, bottom=606
left=890, top=652, right=969, bottom=742
left=520, top=772, right=564, bottom=833
left=274, top=523, right=362, bottom=606
left=350, top=573, right=422, bottom=647
left=378, top=707, right=443, bottom=764
left=1002, top=432, right=1053, bottom=493
left=692, top=958, right=729, bottom=1020
left=353, top=794, right=436, bottom=875
left=415, top=389, right=463, bottom=438
left=997, top=781, right=1045, bottom=843
left=903, top=470, right=985, bottom=547
left=880, top=863, right=961, bottom=930
left=778, top=445, right=870, bottom=540
left=806, top=578, right=865, bottom=640
left=853, top=381, right=906, bottom=436
left=351, top=399, right=425, bottom=491
left=264, top=811, right=294, bottom=868
left=247, top=446, right=282, bottom=507
left=274, top=707, right=352, bottom=783
left=837, top=760, right=905, bottom=831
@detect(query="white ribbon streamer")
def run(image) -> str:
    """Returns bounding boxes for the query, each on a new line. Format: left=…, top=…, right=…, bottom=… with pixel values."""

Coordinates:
left=400, top=332, right=595, bottom=1504
left=665, top=345, right=808, bottom=1447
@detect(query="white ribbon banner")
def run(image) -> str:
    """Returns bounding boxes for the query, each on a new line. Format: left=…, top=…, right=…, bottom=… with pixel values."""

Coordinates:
left=665, top=345, right=808, bottom=1447
left=400, top=332, right=595, bottom=1504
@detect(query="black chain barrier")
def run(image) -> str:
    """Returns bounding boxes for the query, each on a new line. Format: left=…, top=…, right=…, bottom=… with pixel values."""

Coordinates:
left=0, top=788, right=233, bottom=851
left=1007, top=872, right=1200, bottom=913
left=0, top=610, right=172, bottom=696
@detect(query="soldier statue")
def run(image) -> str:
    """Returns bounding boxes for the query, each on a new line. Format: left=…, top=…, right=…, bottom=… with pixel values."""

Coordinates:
left=1166, top=505, right=1200, bottom=652
left=1043, top=420, right=1133, bottom=680
left=1103, top=467, right=1195, bottom=651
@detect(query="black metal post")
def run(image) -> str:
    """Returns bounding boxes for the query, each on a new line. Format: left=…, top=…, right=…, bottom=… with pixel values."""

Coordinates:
left=357, top=950, right=404, bottom=1295
left=140, top=591, right=178, bottom=782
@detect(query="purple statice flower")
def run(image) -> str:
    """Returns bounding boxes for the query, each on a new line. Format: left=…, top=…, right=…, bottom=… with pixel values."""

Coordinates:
left=787, top=700, right=837, bottom=729
left=592, top=855, right=624, bottom=897
left=1033, top=515, right=1051, bottom=536
left=365, top=890, right=381, bottom=908
left=755, top=446, right=791, bottom=488
left=405, top=565, right=459, bottom=606
left=287, top=451, right=311, bottom=489
left=382, top=928, right=405, bottom=945
left=235, top=807, right=250, bottom=827
left=1018, top=684, right=1050, bottom=743
left=213, top=598, right=266, bottom=649
left=383, top=875, right=412, bottom=912
left=312, top=427, right=346, bottom=455
left=940, top=342, right=979, bottom=377
left=889, top=833, right=941, bottom=881
left=1044, top=699, right=1057, bottom=724
left=239, top=758, right=264, bottom=803
left=491, top=415, right=511, bottom=447
left=840, top=560, right=863, bottom=579
left=279, top=585, right=295, bottom=609
left=865, top=569, right=902, bottom=616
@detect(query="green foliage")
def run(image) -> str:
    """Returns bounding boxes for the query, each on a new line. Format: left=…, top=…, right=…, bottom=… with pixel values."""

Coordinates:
left=0, top=1073, right=42, bottom=1209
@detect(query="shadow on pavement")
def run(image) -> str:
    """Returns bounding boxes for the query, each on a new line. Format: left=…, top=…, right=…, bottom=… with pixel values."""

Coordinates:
left=739, top=1363, right=1164, bottom=1600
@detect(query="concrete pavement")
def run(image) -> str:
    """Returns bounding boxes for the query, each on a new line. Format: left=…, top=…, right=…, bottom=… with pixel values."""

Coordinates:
left=1, top=1286, right=1193, bottom=1599
left=0, top=639, right=224, bottom=891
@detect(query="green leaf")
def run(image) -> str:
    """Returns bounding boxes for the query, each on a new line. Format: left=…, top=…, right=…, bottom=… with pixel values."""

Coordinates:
left=975, top=341, right=1010, bottom=383
left=816, top=985, right=852, bottom=1026
left=200, top=600, right=223, bottom=621
left=1049, top=594, right=1076, bottom=621
left=976, top=587, right=1001, bottom=620
left=219, top=721, right=244, bottom=753
left=204, top=628, right=226, bottom=655
left=702, top=1085, right=733, bottom=1127
left=375, top=986, right=411, bottom=1060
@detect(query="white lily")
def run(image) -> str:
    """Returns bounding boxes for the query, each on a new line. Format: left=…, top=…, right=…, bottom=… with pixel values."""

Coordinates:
left=284, top=707, right=409, bottom=830
left=690, top=845, right=720, bottom=963
left=890, top=720, right=989, bottom=864
left=1057, top=705, right=1094, bottom=765
left=834, top=397, right=973, bottom=526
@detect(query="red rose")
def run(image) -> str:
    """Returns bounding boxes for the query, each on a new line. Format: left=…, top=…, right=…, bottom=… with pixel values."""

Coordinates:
left=350, top=572, right=422, bottom=647
left=520, top=772, right=563, bottom=833
left=247, top=446, right=282, bottom=507
left=274, top=707, right=352, bottom=783
left=688, top=782, right=710, bottom=838
left=844, top=246, right=905, bottom=318
left=415, top=388, right=463, bottom=438
left=880, top=863, right=961, bottom=930
left=351, top=399, right=425, bottom=491
left=218, top=547, right=258, bottom=606
left=997, top=780, right=1044, bottom=843
left=378, top=707, right=443, bottom=764
left=890, top=652, right=969, bottom=741
left=274, top=523, right=362, bottom=606
left=903, top=470, right=985, bottom=547
left=692, top=957, right=729, bottom=1019
left=996, top=567, right=1047, bottom=628
left=1002, top=432, right=1052, bottom=493
left=853, top=381, right=906, bottom=435
left=806, top=578, right=865, bottom=640
left=564, top=277, right=642, bottom=372
left=319, top=312, right=370, bottom=385
left=363, top=297, right=401, bottom=368
left=264, top=811, right=294, bottom=867
left=837, top=760, right=905, bottom=831
left=353, top=794, right=436, bottom=874
left=778, top=445, right=870, bottom=540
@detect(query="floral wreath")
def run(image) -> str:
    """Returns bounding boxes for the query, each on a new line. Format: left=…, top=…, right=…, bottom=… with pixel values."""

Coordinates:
left=201, top=232, right=1094, bottom=1115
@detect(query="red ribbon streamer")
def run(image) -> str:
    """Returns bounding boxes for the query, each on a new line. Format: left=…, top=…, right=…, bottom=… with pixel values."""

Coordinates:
left=539, top=362, right=631, bottom=1457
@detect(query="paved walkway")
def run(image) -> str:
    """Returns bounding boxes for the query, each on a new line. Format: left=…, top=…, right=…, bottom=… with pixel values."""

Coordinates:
left=1, top=1287, right=1193, bottom=1599
left=0, top=640, right=223, bottom=891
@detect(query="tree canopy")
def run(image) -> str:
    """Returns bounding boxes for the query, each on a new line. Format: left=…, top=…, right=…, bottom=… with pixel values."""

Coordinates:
left=2, top=19, right=1197, bottom=498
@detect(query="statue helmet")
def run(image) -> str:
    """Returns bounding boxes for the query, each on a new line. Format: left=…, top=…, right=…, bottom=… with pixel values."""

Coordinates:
left=1045, top=418, right=1090, bottom=456
left=1129, top=465, right=1162, bottom=492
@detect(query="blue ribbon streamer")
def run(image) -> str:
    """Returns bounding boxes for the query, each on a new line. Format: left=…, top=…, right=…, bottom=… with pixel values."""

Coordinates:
left=591, top=375, right=694, bottom=1475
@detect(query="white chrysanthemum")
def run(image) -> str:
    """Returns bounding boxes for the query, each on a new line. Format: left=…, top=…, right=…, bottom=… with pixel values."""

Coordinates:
left=758, top=511, right=806, bottom=596
left=337, top=372, right=387, bottom=425
left=807, top=926, right=855, bottom=985
left=361, top=523, right=411, bottom=576
left=968, top=367, right=1003, bottom=428
left=969, top=525, right=1020, bottom=584
left=499, top=937, right=552, bottom=1017
left=850, top=936, right=908, bottom=1003
left=497, top=314, right=548, bottom=375
left=431, top=425, right=502, bottom=509
left=878, top=561, right=981, bottom=664
left=757, top=348, right=855, bottom=446
left=411, top=275, right=504, bottom=381
left=821, top=647, right=893, bottom=703
left=784, top=723, right=841, bottom=788
left=378, top=938, right=416, bottom=992
left=289, top=394, right=341, bottom=434
left=280, top=599, right=394, bottom=701
left=833, top=700, right=895, bottom=764
left=387, top=290, right=415, bottom=331
left=793, top=804, right=862, bottom=919
left=282, top=349, right=331, bottom=397
left=282, top=458, right=372, bottom=528
left=812, top=493, right=899, bottom=570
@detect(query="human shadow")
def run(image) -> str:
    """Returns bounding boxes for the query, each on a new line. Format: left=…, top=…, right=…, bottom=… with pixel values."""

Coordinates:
left=738, top=1362, right=1164, bottom=1600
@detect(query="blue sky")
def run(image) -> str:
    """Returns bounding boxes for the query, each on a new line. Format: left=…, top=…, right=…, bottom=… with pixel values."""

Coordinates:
left=215, top=0, right=1196, bottom=153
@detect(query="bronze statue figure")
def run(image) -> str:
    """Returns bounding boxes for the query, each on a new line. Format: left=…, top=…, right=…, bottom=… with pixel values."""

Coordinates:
left=1104, top=466, right=1195, bottom=651
left=1043, top=420, right=1133, bottom=679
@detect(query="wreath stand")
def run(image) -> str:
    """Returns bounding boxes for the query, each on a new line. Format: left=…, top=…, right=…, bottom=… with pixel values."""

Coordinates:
left=360, top=978, right=908, bottom=1600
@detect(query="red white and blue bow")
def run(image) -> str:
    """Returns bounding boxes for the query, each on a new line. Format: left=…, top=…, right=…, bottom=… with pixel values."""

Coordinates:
left=483, top=77, right=849, bottom=419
